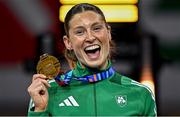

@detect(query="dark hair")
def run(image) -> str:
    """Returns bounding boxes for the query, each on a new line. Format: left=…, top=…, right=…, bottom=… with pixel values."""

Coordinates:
left=64, top=3, right=107, bottom=37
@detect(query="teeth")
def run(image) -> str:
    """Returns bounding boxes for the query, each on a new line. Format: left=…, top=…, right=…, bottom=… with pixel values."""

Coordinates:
left=85, top=45, right=100, bottom=51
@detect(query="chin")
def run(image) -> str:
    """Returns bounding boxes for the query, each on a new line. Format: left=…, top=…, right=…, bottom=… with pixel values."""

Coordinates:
left=86, top=60, right=104, bottom=69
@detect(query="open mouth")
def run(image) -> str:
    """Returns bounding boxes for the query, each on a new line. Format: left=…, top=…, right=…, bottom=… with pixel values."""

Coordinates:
left=84, top=44, right=101, bottom=59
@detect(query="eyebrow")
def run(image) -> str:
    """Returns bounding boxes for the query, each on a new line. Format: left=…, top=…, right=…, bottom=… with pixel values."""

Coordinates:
left=73, top=26, right=84, bottom=31
left=73, top=22, right=104, bottom=29
left=91, top=22, right=104, bottom=27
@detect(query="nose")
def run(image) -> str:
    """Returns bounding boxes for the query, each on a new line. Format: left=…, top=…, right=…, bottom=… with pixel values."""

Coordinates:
left=86, top=30, right=95, bottom=42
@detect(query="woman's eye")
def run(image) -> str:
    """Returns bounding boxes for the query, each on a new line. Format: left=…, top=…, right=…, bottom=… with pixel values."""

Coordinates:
left=75, top=30, right=84, bottom=35
left=93, top=26, right=102, bottom=31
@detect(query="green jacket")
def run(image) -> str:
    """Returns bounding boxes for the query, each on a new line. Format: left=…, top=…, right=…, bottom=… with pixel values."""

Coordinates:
left=28, top=61, right=157, bottom=116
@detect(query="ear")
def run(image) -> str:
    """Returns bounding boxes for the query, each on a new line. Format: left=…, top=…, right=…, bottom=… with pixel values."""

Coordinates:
left=107, top=25, right=112, bottom=41
left=63, top=35, right=72, bottom=50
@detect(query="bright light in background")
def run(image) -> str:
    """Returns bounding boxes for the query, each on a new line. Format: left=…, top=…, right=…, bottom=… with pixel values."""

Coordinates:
left=141, top=80, right=155, bottom=95
left=59, top=5, right=138, bottom=22
left=60, top=0, right=138, bottom=4
left=140, top=67, right=155, bottom=96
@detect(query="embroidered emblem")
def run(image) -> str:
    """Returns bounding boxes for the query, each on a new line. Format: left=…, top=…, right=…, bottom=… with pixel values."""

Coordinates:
left=115, top=95, right=127, bottom=107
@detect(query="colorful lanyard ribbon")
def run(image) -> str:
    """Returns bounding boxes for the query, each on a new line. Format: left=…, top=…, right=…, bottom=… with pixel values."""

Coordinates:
left=55, top=67, right=115, bottom=86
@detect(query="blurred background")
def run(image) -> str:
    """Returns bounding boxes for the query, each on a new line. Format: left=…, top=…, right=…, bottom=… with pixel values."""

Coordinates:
left=0, top=0, right=180, bottom=116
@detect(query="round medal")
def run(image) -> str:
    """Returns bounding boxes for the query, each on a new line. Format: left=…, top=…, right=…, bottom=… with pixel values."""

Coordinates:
left=36, top=53, right=60, bottom=79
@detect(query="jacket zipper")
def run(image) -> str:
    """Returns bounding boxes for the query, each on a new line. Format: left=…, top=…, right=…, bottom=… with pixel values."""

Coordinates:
left=93, top=83, right=97, bottom=116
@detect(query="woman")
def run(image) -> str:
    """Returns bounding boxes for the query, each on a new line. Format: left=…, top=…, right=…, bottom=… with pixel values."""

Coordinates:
left=27, top=3, right=157, bottom=116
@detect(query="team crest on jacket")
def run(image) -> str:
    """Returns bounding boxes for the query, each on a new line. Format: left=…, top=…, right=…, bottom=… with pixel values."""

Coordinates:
left=115, top=95, right=127, bottom=107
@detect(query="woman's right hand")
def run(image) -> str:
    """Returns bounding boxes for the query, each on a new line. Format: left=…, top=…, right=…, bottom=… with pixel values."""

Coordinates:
left=27, top=74, right=51, bottom=112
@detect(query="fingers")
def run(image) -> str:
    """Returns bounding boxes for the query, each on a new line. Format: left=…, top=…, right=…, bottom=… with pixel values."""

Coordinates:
left=33, top=76, right=51, bottom=88
left=32, top=74, right=47, bottom=81
left=32, top=74, right=51, bottom=87
left=40, top=78, right=51, bottom=88
left=28, top=74, right=51, bottom=96
left=27, top=74, right=50, bottom=111
left=28, top=78, right=50, bottom=97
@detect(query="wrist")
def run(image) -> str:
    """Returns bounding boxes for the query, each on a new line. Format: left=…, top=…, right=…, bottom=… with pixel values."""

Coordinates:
left=34, top=107, right=46, bottom=112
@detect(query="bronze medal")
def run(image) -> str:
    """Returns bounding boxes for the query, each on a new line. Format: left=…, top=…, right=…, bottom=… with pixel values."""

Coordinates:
left=36, top=53, right=60, bottom=79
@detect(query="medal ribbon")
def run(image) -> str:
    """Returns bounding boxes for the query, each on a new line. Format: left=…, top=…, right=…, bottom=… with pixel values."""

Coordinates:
left=55, top=67, right=115, bottom=86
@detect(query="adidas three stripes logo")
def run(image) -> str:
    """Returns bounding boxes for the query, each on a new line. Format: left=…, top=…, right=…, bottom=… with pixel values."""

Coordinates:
left=59, top=96, right=79, bottom=107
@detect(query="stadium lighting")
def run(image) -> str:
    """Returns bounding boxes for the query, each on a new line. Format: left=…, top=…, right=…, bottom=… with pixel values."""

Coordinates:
left=59, top=0, right=138, bottom=4
left=59, top=5, right=138, bottom=22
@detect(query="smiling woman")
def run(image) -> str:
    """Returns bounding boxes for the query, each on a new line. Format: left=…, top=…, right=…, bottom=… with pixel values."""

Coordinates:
left=27, top=3, right=157, bottom=116
left=63, top=10, right=111, bottom=69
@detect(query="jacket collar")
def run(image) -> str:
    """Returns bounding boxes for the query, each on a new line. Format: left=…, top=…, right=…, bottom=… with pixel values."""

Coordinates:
left=73, top=60, right=112, bottom=77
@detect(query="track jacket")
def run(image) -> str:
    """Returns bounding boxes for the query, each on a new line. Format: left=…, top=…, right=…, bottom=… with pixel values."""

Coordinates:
left=28, top=61, right=157, bottom=116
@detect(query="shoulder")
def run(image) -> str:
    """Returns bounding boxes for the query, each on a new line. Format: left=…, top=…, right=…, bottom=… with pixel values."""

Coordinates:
left=111, top=72, right=154, bottom=98
left=129, top=79, right=155, bottom=98
left=125, top=75, right=153, bottom=94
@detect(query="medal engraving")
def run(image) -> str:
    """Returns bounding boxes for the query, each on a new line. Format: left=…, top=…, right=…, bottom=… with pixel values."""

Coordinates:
left=36, top=53, right=60, bottom=79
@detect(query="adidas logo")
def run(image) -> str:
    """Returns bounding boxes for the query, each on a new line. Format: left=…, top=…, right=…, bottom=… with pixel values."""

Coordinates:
left=59, top=96, right=79, bottom=107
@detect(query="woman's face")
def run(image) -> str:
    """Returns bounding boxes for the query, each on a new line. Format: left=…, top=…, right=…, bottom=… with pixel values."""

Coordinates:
left=63, top=11, right=111, bottom=69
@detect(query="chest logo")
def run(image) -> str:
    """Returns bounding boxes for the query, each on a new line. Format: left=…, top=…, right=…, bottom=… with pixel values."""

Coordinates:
left=59, top=96, right=79, bottom=107
left=115, top=95, right=127, bottom=107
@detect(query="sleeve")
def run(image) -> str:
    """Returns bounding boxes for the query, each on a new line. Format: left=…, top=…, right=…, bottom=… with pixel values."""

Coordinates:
left=27, top=98, right=49, bottom=117
left=143, top=88, right=157, bottom=116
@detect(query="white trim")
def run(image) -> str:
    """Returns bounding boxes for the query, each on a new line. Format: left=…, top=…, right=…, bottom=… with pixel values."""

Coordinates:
left=131, top=80, right=157, bottom=115
left=131, top=80, right=155, bottom=101
left=48, top=79, right=55, bottom=84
